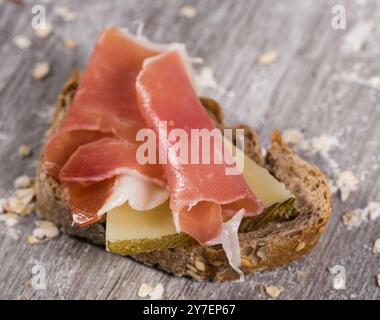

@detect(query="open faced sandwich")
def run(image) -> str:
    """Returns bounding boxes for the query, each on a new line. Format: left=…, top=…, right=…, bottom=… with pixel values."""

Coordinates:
left=36, top=27, right=332, bottom=281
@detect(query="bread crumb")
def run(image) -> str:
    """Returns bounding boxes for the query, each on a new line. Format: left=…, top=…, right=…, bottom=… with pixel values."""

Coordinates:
left=29, top=220, right=60, bottom=244
left=0, top=213, right=20, bottom=239
left=257, top=51, right=278, bottom=65
left=329, top=265, right=346, bottom=290
left=367, top=202, right=380, bottom=220
left=18, top=144, right=32, bottom=157
left=13, top=35, right=31, bottom=49
left=194, top=67, right=226, bottom=95
left=137, top=283, right=164, bottom=300
left=27, top=234, right=40, bottom=244
left=18, top=296, right=30, bottom=300
left=34, top=23, right=53, bottom=39
left=14, top=175, right=32, bottom=189
left=336, top=170, right=359, bottom=202
left=373, top=239, right=380, bottom=254
left=263, top=284, right=283, bottom=299
left=296, top=270, right=305, bottom=277
left=0, top=199, right=5, bottom=214
left=0, top=213, right=20, bottom=228
left=369, top=76, right=380, bottom=90
left=33, top=62, right=50, bottom=80
left=295, top=241, right=306, bottom=252
left=306, top=135, right=340, bottom=157
left=4, top=187, right=35, bottom=216
left=64, top=38, right=77, bottom=48
left=342, top=211, right=363, bottom=229
left=282, top=129, right=304, bottom=146
left=342, top=202, right=380, bottom=229
left=179, top=5, right=197, bottom=18
left=54, top=6, right=77, bottom=21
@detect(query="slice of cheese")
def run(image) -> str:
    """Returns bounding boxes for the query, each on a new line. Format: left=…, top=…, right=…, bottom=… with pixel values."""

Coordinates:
left=106, top=201, right=175, bottom=243
left=106, top=144, right=293, bottom=250
left=224, top=138, right=292, bottom=207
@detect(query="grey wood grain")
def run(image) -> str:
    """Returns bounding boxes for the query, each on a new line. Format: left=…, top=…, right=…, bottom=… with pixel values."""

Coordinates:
left=1, top=0, right=380, bottom=300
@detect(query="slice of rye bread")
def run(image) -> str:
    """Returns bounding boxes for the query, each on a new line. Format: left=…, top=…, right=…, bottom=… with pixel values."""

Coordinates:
left=36, top=72, right=332, bottom=281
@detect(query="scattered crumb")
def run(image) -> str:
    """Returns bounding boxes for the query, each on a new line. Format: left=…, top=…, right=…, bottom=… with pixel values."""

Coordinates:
left=373, top=239, right=380, bottom=254
left=54, top=6, right=77, bottom=21
left=0, top=213, right=20, bottom=239
left=179, top=5, right=197, bottom=18
left=257, top=51, right=278, bottom=65
left=306, top=134, right=340, bottom=158
left=369, top=76, right=380, bottom=90
left=0, top=213, right=20, bottom=228
left=34, top=23, right=53, bottom=39
left=14, top=175, right=32, bottom=189
left=138, top=283, right=152, bottom=297
left=282, top=128, right=304, bottom=146
left=0, top=199, right=5, bottom=214
left=335, top=170, right=359, bottom=202
left=367, top=202, right=380, bottom=220
left=4, top=187, right=35, bottom=216
left=329, top=265, right=346, bottom=290
left=18, top=296, right=31, bottom=300
left=18, top=144, right=32, bottom=158
left=194, top=67, right=227, bottom=95
left=33, top=62, right=50, bottom=80
left=13, top=35, right=31, bottom=50
left=338, top=72, right=380, bottom=92
left=64, top=38, right=77, bottom=49
left=296, top=270, right=305, bottom=278
left=28, top=220, right=60, bottom=244
left=342, top=211, right=363, bottom=229
left=342, top=202, right=380, bottom=229
left=27, top=234, right=40, bottom=244
left=263, top=284, right=283, bottom=299
left=138, top=283, right=164, bottom=300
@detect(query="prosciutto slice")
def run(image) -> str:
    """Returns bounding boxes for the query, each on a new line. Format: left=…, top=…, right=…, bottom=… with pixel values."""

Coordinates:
left=42, top=27, right=170, bottom=225
left=136, top=51, right=264, bottom=250
left=43, top=27, right=162, bottom=178
left=60, top=137, right=165, bottom=185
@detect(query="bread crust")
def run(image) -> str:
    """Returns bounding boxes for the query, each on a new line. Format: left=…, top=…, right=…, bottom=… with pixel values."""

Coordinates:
left=36, top=73, right=332, bottom=281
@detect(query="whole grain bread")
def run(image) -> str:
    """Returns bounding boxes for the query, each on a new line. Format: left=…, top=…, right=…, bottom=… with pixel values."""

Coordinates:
left=36, top=72, right=332, bottom=281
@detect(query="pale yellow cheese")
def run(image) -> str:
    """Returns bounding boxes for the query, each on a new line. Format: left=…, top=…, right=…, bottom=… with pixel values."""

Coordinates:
left=226, top=140, right=292, bottom=207
left=106, top=201, right=175, bottom=242
left=106, top=145, right=292, bottom=243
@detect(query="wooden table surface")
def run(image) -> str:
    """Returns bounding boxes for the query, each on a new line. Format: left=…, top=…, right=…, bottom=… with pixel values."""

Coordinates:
left=1, top=0, right=380, bottom=300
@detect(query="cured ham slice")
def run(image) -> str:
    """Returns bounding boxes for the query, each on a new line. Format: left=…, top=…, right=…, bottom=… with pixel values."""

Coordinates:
left=136, top=51, right=264, bottom=251
left=42, top=27, right=174, bottom=225
left=60, top=137, right=165, bottom=185
left=43, top=27, right=162, bottom=178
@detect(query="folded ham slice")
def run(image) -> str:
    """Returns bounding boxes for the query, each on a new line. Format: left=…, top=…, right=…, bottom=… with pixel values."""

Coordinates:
left=43, top=27, right=161, bottom=178
left=136, top=51, right=264, bottom=252
left=42, top=27, right=170, bottom=225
